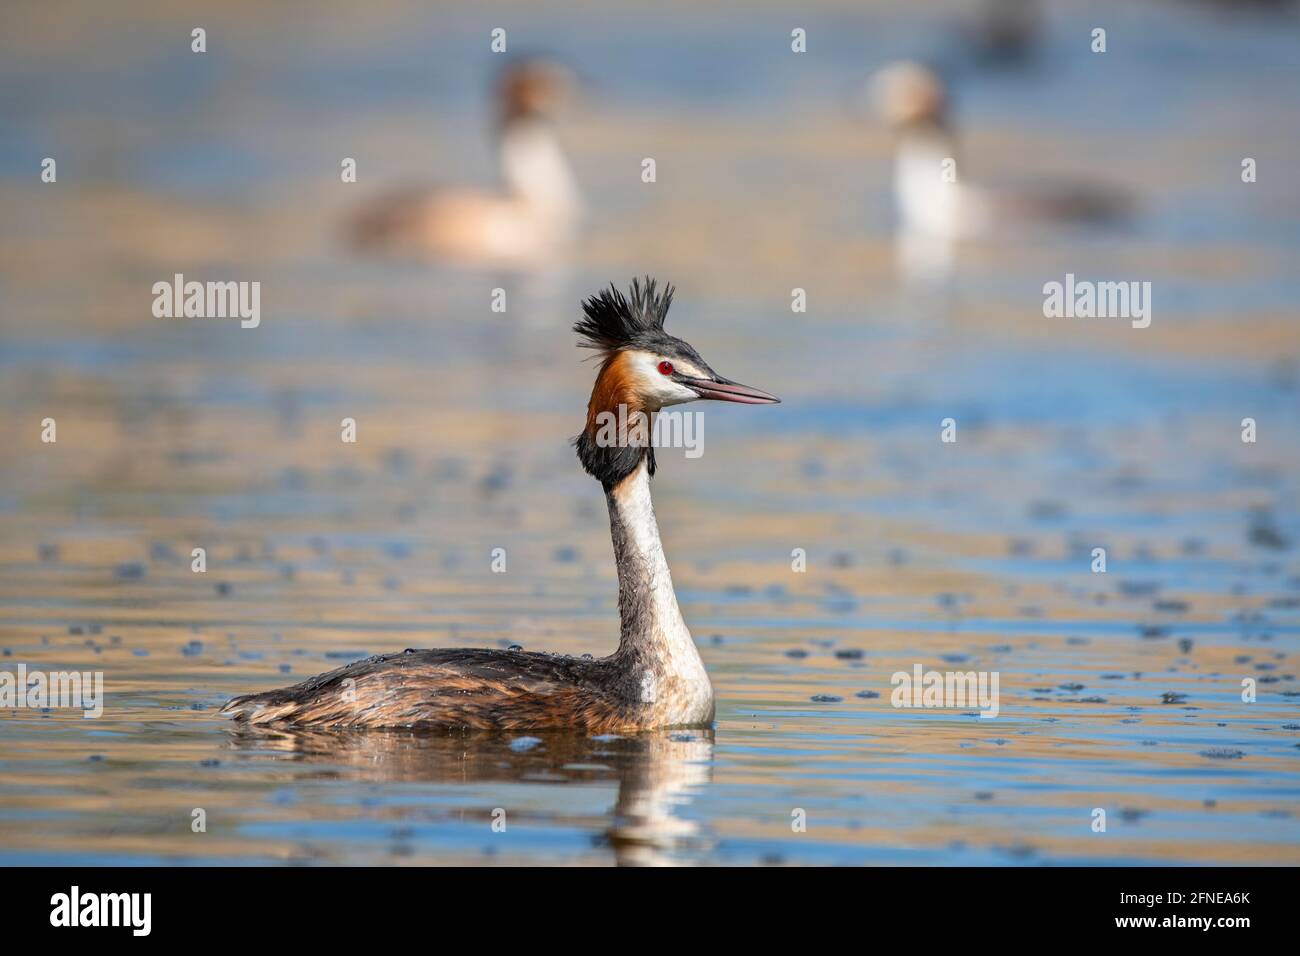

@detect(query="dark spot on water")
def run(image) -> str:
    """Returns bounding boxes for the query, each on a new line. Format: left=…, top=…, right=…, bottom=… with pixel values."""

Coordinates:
left=480, top=464, right=512, bottom=495
left=810, top=694, right=842, bottom=703
left=181, top=640, right=203, bottom=657
left=278, top=664, right=291, bottom=674
left=1139, top=625, right=1168, bottom=639
left=149, top=542, right=177, bottom=561
left=1154, top=599, right=1189, bottom=613
left=552, top=546, right=578, bottom=563
left=855, top=690, right=880, bottom=699
left=941, top=653, right=970, bottom=663
left=1060, top=683, right=1085, bottom=691
left=1119, top=807, right=1147, bottom=823
left=1119, top=580, right=1160, bottom=598
left=382, top=541, right=412, bottom=560
left=1199, top=748, right=1245, bottom=760
left=785, top=648, right=809, bottom=659
left=835, top=648, right=864, bottom=660
left=997, top=842, right=1037, bottom=859
left=199, top=759, right=221, bottom=767
left=114, top=562, right=146, bottom=580
left=1028, top=500, right=1066, bottom=522
left=1247, top=511, right=1289, bottom=551
left=215, top=581, right=232, bottom=596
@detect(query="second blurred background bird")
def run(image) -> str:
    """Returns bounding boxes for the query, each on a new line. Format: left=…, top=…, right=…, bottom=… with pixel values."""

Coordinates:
left=870, top=60, right=1131, bottom=288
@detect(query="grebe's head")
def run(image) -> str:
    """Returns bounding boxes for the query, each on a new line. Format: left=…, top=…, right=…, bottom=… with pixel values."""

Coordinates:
left=868, top=60, right=948, bottom=131
left=574, top=277, right=779, bottom=487
left=496, top=58, right=575, bottom=126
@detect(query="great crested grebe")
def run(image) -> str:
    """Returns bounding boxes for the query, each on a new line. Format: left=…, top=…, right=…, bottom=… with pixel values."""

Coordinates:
left=221, top=278, right=779, bottom=732
left=871, top=60, right=1130, bottom=285
left=350, top=59, right=582, bottom=267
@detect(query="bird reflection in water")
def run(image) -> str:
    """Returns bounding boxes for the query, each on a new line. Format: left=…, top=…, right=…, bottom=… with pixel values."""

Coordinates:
left=224, top=727, right=714, bottom=866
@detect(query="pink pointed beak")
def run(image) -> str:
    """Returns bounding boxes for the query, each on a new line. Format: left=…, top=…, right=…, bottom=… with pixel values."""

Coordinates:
left=679, top=375, right=780, bottom=405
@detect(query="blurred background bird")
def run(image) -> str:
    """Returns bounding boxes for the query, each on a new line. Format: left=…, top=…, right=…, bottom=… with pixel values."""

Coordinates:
left=349, top=58, right=582, bottom=270
left=870, top=59, right=1131, bottom=287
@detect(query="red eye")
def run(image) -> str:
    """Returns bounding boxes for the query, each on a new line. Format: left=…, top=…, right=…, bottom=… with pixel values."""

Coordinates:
left=658, top=361, right=674, bottom=376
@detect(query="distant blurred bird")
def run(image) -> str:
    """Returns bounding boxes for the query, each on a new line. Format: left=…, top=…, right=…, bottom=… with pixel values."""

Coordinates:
left=870, top=61, right=1131, bottom=286
left=350, top=59, right=582, bottom=268
left=961, top=0, right=1043, bottom=67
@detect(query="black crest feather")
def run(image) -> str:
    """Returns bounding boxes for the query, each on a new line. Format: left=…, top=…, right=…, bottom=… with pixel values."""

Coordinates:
left=574, top=277, right=675, bottom=352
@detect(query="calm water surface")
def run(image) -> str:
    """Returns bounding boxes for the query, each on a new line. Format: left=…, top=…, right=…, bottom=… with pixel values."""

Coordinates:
left=1, top=0, right=1298, bottom=864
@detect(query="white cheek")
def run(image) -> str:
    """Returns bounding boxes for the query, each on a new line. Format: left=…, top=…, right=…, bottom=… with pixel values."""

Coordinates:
left=627, top=353, right=700, bottom=407
left=654, top=378, right=699, bottom=406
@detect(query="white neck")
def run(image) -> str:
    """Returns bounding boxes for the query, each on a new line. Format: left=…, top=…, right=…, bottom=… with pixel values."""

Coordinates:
left=894, top=124, right=961, bottom=240
left=605, top=457, right=712, bottom=718
left=498, top=118, right=581, bottom=223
